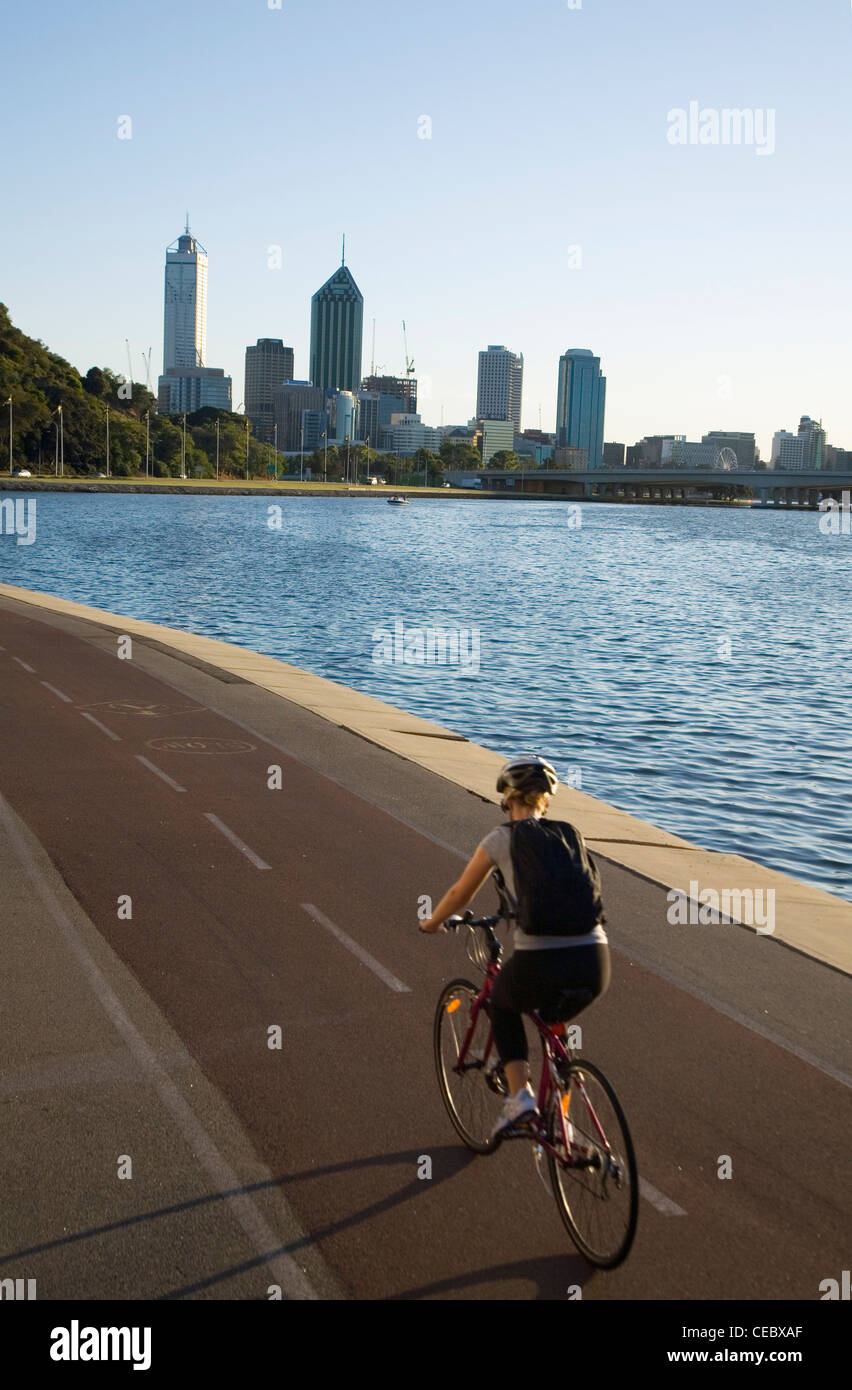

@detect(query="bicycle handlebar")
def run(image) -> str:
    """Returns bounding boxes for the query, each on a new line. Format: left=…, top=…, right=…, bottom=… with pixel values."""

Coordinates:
left=444, top=909, right=503, bottom=931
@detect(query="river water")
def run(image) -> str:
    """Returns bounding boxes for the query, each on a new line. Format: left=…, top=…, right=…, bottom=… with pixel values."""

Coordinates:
left=1, top=492, right=849, bottom=900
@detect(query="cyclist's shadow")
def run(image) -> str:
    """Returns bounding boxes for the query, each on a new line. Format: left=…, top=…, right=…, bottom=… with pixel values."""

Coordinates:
left=275, top=1144, right=594, bottom=1301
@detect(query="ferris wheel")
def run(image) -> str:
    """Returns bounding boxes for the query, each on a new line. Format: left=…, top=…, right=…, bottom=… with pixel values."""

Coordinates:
left=716, top=447, right=738, bottom=471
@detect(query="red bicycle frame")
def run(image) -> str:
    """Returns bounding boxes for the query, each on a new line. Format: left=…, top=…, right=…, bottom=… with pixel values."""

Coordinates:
left=454, top=943, right=613, bottom=1167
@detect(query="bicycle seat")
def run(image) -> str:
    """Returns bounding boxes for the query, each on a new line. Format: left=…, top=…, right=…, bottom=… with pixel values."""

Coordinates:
left=539, top=987, right=595, bottom=1026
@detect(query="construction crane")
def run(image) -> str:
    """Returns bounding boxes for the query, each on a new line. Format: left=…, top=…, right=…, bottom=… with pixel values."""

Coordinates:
left=125, top=339, right=134, bottom=390
left=402, top=321, right=415, bottom=376
left=142, top=348, right=152, bottom=392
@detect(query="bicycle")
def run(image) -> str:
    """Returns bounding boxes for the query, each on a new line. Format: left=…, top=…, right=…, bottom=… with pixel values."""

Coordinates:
left=433, top=908, right=638, bottom=1268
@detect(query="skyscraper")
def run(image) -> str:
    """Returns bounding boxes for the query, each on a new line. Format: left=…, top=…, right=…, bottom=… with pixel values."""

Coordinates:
left=361, top=374, right=417, bottom=416
left=245, top=339, right=295, bottom=444
left=555, top=350, right=606, bottom=470
left=476, top=346, right=523, bottom=430
left=309, top=251, right=364, bottom=393
left=162, top=220, right=207, bottom=372
left=797, top=415, right=825, bottom=470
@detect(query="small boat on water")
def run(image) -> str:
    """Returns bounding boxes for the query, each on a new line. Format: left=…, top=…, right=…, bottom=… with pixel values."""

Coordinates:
left=387, top=495, right=408, bottom=505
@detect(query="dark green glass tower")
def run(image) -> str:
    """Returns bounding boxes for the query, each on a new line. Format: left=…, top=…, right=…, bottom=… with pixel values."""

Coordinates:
left=309, top=255, right=364, bottom=393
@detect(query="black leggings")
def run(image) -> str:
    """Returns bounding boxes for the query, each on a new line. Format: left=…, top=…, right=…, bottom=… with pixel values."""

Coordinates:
left=489, top=943, right=610, bottom=1065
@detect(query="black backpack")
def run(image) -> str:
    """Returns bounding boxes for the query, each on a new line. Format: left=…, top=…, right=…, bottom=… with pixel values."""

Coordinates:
left=508, top=818, right=605, bottom=936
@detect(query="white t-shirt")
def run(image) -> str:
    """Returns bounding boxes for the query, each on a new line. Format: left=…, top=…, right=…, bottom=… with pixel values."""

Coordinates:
left=478, top=823, right=608, bottom=951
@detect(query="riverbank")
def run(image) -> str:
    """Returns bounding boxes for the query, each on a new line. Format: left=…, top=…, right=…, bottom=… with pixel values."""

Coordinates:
left=0, top=476, right=797, bottom=507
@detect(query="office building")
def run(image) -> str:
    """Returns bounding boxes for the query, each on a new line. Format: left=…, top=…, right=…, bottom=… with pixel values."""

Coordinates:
left=778, top=435, right=806, bottom=469
left=362, top=374, right=417, bottom=415
left=555, top=349, right=606, bottom=469
left=274, top=381, right=325, bottom=452
left=162, top=221, right=207, bottom=373
left=824, top=444, right=852, bottom=471
left=797, top=416, right=825, bottom=470
left=771, top=430, right=796, bottom=465
left=245, top=340, right=295, bottom=444
left=157, top=367, right=231, bottom=415
left=773, top=418, right=825, bottom=470
left=357, top=388, right=408, bottom=447
left=381, top=414, right=443, bottom=456
left=476, top=346, right=524, bottom=430
left=478, top=418, right=515, bottom=467
left=515, top=431, right=555, bottom=466
left=328, top=389, right=358, bottom=444
left=553, top=446, right=589, bottom=468
left=310, top=255, right=364, bottom=392
left=603, top=442, right=626, bottom=468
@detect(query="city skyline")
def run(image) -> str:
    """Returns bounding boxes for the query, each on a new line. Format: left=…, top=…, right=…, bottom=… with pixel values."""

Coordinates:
left=149, top=219, right=838, bottom=463
left=3, top=0, right=850, bottom=460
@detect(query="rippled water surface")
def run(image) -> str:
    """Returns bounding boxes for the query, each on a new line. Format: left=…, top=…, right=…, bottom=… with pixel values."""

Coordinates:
left=2, top=493, right=850, bottom=899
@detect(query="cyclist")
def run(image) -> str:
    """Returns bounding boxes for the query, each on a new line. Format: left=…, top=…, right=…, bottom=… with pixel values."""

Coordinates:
left=419, top=755, right=610, bottom=1137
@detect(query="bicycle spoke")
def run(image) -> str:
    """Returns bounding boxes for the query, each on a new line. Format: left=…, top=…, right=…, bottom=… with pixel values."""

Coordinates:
left=434, top=979, right=506, bottom=1153
left=547, top=1058, right=638, bottom=1268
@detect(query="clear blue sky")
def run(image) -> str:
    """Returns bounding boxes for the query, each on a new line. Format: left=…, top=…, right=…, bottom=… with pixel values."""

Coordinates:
left=3, top=0, right=850, bottom=457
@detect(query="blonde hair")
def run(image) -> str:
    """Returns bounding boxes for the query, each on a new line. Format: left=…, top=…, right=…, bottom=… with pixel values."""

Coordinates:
left=504, top=788, right=550, bottom=815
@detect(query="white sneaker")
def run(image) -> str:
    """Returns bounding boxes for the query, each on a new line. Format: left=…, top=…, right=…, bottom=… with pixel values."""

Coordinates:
left=491, top=1085, right=538, bottom=1139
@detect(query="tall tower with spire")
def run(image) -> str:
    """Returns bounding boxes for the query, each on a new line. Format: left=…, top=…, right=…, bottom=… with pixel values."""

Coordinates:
left=162, top=219, right=208, bottom=372
left=309, top=244, right=363, bottom=392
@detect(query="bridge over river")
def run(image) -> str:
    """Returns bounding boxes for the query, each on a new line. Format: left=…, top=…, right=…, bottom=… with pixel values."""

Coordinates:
left=444, top=466, right=852, bottom=506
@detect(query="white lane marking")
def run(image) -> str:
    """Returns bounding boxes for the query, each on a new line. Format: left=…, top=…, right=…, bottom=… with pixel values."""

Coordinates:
left=12, top=657, right=35, bottom=673
left=640, top=1178, right=687, bottom=1216
left=40, top=681, right=72, bottom=703
left=0, top=793, right=320, bottom=1301
left=135, top=755, right=186, bottom=793
left=204, top=813, right=271, bottom=870
left=620, top=943, right=852, bottom=1092
left=80, top=711, right=121, bottom=741
left=301, top=903, right=411, bottom=994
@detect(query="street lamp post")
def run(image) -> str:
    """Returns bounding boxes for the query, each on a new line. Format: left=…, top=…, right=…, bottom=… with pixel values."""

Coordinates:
left=5, top=396, right=11, bottom=474
left=322, top=430, right=327, bottom=483
left=300, top=424, right=304, bottom=484
left=215, top=418, right=220, bottom=479
left=106, top=406, right=110, bottom=477
left=245, top=419, right=249, bottom=481
left=144, top=411, right=150, bottom=477
left=273, top=422, right=278, bottom=482
left=181, top=414, right=187, bottom=478
left=58, top=404, right=63, bottom=476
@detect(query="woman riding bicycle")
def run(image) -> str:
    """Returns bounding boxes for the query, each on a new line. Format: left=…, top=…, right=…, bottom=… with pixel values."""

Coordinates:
left=419, top=754, right=610, bottom=1137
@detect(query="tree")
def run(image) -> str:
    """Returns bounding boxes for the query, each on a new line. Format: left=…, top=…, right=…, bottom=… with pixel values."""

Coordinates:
left=490, top=450, right=522, bottom=470
left=83, top=366, right=109, bottom=398
left=440, top=440, right=481, bottom=470
left=411, top=447, right=442, bottom=483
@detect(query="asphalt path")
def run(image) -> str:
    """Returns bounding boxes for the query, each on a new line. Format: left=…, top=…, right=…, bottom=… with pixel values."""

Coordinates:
left=1, top=599, right=850, bottom=1300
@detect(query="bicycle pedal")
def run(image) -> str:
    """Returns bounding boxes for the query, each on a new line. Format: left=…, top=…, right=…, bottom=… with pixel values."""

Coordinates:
left=500, top=1114, right=538, bottom=1139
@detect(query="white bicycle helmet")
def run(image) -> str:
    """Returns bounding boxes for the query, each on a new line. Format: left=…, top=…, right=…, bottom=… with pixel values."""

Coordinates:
left=496, top=754, right=559, bottom=796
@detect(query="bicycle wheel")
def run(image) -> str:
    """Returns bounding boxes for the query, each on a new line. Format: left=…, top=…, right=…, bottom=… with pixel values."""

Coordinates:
left=434, top=978, right=507, bottom=1154
left=546, top=1057, right=638, bottom=1268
